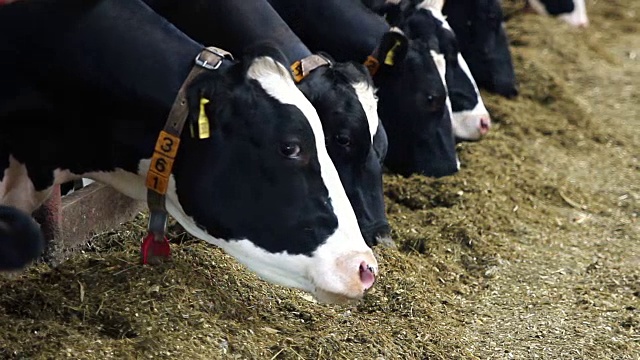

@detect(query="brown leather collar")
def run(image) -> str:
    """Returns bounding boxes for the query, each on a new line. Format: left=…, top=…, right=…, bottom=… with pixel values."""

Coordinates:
left=145, top=46, right=233, bottom=239
left=290, top=54, right=332, bottom=83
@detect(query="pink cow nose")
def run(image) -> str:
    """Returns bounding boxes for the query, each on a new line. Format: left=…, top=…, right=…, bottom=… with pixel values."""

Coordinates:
left=359, top=261, right=376, bottom=290
left=479, top=117, right=491, bottom=135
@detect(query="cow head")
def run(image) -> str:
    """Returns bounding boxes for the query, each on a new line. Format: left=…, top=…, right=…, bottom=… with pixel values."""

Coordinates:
left=443, top=0, right=519, bottom=98
left=295, top=57, right=391, bottom=247
left=368, top=29, right=459, bottom=178
left=158, top=47, right=377, bottom=304
left=405, top=5, right=491, bottom=141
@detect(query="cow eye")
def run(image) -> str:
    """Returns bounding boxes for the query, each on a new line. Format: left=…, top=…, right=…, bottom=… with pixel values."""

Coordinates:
left=425, top=95, right=436, bottom=109
left=335, top=134, right=351, bottom=147
left=279, top=142, right=301, bottom=159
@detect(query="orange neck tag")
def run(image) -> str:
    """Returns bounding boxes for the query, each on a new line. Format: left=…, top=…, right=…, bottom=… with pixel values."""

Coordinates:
left=145, top=130, right=181, bottom=195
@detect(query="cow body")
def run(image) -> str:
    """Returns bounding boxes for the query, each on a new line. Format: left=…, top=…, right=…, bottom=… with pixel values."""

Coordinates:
left=0, top=0, right=377, bottom=304
left=143, top=0, right=391, bottom=247
left=267, top=0, right=459, bottom=178
left=442, top=0, right=519, bottom=98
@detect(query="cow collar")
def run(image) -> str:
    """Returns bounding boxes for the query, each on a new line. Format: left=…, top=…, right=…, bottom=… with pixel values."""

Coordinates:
left=290, top=53, right=332, bottom=83
left=142, top=46, right=233, bottom=264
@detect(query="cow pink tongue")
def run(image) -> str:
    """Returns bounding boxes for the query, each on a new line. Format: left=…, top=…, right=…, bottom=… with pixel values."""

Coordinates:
left=359, top=261, right=376, bottom=290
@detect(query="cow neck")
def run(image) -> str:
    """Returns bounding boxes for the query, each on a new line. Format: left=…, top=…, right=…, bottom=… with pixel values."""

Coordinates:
left=142, top=46, right=233, bottom=264
left=268, top=0, right=391, bottom=63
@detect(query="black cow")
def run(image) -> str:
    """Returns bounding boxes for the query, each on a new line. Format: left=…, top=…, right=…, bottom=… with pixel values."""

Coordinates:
left=0, top=0, right=377, bottom=304
left=363, top=0, right=492, bottom=141
left=268, top=0, right=459, bottom=178
left=443, top=0, right=519, bottom=98
left=143, top=0, right=392, bottom=247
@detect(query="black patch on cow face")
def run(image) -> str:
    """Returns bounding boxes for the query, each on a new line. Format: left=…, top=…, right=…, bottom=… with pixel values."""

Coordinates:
left=297, top=61, right=390, bottom=246
left=539, top=0, right=575, bottom=15
left=374, top=37, right=458, bottom=178
left=443, top=0, right=519, bottom=98
left=174, top=58, right=338, bottom=256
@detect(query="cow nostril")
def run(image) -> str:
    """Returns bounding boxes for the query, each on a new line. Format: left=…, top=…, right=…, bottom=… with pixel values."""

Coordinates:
left=479, top=117, right=491, bottom=134
left=359, top=261, right=376, bottom=290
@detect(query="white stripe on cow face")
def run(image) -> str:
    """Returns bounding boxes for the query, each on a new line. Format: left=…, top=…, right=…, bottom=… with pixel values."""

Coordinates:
left=116, top=57, right=377, bottom=304
left=430, top=50, right=460, bottom=171
left=350, top=81, right=379, bottom=142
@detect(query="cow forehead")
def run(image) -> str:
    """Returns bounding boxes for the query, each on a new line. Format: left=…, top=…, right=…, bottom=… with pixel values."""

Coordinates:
left=416, top=1, right=452, bottom=32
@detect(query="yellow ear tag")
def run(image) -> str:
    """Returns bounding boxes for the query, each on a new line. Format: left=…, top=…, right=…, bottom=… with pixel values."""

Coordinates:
left=384, top=40, right=402, bottom=66
left=197, top=97, right=211, bottom=139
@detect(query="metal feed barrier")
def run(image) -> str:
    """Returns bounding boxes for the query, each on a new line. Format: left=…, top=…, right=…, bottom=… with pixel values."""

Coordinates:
left=33, top=179, right=145, bottom=266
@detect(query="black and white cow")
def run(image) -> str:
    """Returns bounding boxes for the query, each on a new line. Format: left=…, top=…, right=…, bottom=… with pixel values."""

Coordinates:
left=268, top=0, right=460, bottom=178
left=143, top=0, right=392, bottom=248
left=365, top=0, right=492, bottom=141
left=442, top=0, right=519, bottom=98
left=527, top=0, right=589, bottom=27
left=0, top=0, right=377, bottom=304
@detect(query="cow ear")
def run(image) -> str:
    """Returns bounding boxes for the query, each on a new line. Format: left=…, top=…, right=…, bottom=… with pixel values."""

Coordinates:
left=376, top=28, right=409, bottom=68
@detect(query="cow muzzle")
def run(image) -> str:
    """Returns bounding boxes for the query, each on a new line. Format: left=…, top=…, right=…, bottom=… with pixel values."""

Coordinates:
left=312, top=250, right=379, bottom=304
